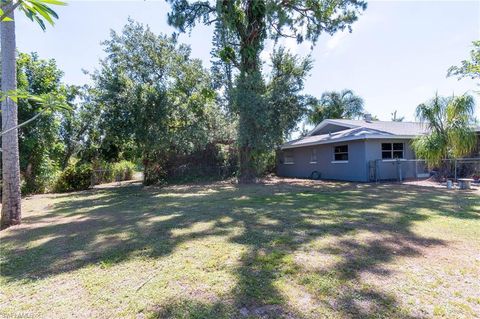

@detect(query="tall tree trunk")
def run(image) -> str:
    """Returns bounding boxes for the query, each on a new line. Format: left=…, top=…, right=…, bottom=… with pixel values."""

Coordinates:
left=238, top=144, right=255, bottom=183
left=1, top=7, right=22, bottom=229
left=236, top=0, right=266, bottom=184
left=237, top=71, right=263, bottom=184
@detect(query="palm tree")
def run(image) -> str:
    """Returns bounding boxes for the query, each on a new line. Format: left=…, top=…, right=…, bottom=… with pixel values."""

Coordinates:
left=1, top=0, right=64, bottom=229
left=412, top=93, right=477, bottom=168
left=391, top=110, right=405, bottom=122
left=308, top=89, right=364, bottom=125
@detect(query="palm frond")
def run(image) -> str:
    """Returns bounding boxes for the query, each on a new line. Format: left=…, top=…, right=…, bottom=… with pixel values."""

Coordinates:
left=412, top=93, right=477, bottom=167
left=17, top=0, right=66, bottom=31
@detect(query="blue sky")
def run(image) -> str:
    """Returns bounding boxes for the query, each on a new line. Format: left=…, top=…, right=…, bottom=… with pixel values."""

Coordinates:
left=15, top=0, right=480, bottom=122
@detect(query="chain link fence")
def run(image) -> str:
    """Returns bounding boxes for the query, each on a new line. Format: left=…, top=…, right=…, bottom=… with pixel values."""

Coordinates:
left=369, top=158, right=480, bottom=182
left=171, top=163, right=235, bottom=180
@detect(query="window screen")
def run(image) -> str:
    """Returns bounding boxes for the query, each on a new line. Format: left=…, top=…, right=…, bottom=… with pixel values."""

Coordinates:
left=334, top=145, right=348, bottom=161
left=310, top=148, right=317, bottom=163
left=382, top=143, right=404, bottom=159
left=284, top=151, right=294, bottom=164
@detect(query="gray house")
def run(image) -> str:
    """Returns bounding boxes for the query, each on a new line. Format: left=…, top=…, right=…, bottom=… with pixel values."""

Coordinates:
left=278, top=118, right=431, bottom=182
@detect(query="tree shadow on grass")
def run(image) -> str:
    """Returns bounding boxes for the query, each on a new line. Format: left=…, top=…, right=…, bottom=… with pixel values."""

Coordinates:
left=1, top=182, right=478, bottom=318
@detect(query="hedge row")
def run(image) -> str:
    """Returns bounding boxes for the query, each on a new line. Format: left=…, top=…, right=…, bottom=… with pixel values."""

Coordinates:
left=53, top=160, right=136, bottom=193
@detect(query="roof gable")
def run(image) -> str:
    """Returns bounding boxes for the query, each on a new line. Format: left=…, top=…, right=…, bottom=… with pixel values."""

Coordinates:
left=282, top=119, right=429, bottom=149
left=308, top=119, right=357, bottom=136
left=282, top=126, right=413, bottom=149
left=310, top=122, right=354, bottom=135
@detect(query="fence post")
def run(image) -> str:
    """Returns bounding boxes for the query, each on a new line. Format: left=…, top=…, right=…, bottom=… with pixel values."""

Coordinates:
left=91, top=171, right=96, bottom=187
left=454, top=159, right=457, bottom=181
left=415, top=160, right=418, bottom=179
left=397, top=159, right=403, bottom=182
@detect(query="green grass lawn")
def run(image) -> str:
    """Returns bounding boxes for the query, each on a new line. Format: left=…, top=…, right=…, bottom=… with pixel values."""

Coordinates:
left=1, top=180, right=479, bottom=319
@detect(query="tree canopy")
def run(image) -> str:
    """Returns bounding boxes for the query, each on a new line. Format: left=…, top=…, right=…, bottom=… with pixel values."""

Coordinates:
left=167, top=0, right=367, bottom=45
left=308, top=89, right=364, bottom=125
left=16, top=52, right=68, bottom=193
left=166, top=0, right=367, bottom=182
left=412, top=93, right=477, bottom=167
left=92, top=20, right=234, bottom=184
left=448, top=40, right=480, bottom=82
left=391, top=110, right=404, bottom=122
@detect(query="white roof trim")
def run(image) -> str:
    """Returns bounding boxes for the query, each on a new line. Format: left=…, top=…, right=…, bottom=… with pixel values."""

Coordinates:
left=281, top=134, right=417, bottom=150
left=307, top=119, right=359, bottom=136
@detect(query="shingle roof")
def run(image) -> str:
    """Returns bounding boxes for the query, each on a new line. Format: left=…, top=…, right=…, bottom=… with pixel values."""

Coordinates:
left=282, top=119, right=429, bottom=149
left=309, top=119, right=429, bottom=136
left=281, top=119, right=480, bottom=149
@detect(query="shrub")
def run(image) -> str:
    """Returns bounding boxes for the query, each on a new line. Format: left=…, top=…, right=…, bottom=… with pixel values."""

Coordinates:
left=144, top=158, right=167, bottom=186
left=21, top=156, right=60, bottom=195
left=91, top=161, right=114, bottom=184
left=111, top=160, right=136, bottom=181
left=155, top=143, right=238, bottom=184
left=53, top=163, right=93, bottom=193
left=89, top=160, right=136, bottom=185
left=255, top=150, right=276, bottom=176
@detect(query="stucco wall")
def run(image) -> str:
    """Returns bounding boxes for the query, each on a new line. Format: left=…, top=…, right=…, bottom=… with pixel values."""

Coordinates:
left=277, top=140, right=368, bottom=182
left=277, top=138, right=419, bottom=182
left=363, top=139, right=415, bottom=161
left=364, top=139, right=417, bottom=180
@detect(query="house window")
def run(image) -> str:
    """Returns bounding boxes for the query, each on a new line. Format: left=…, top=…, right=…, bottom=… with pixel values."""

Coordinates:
left=382, top=143, right=404, bottom=159
left=284, top=151, right=294, bottom=164
left=333, top=145, right=348, bottom=161
left=310, top=148, right=317, bottom=163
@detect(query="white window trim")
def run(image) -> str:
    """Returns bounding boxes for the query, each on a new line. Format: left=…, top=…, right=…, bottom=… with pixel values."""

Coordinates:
left=310, top=161, right=317, bottom=164
left=331, top=160, right=349, bottom=164
left=284, top=161, right=295, bottom=165
left=382, top=159, right=407, bottom=162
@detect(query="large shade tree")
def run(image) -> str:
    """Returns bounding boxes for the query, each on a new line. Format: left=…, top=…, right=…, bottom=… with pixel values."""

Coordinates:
left=308, top=89, right=364, bottom=125
left=264, top=47, right=313, bottom=145
left=92, top=20, right=233, bottom=184
left=412, top=93, right=477, bottom=168
left=1, top=0, right=64, bottom=228
left=59, top=85, right=101, bottom=169
left=210, top=19, right=236, bottom=112
left=166, top=0, right=367, bottom=183
left=16, top=52, right=69, bottom=194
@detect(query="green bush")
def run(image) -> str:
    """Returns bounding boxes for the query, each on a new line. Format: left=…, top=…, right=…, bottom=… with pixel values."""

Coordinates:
left=89, top=160, right=136, bottom=185
left=111, top=160, right=136, bottom=181
left=21, top=157, right=60, bottom=195
left=53, top=163, right=93, bottom=193
left=91, top=161, right=114, bottom=184
left=255, top=150, right=277, bottom=176
left=142, top=143, right=239, bottom=185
